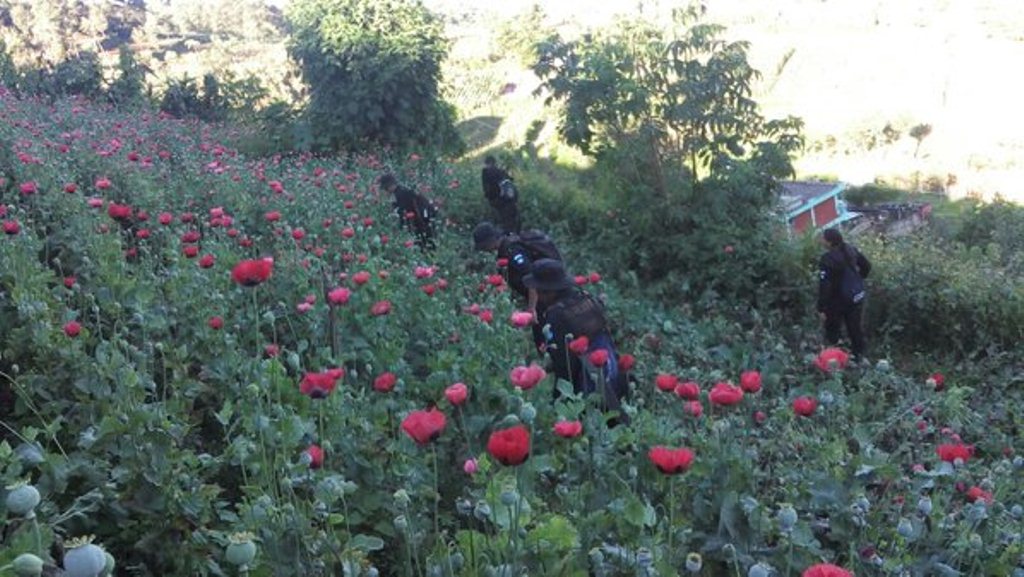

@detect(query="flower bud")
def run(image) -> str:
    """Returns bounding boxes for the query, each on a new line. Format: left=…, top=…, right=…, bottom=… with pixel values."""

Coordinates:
left=519, top=403, right=536, bottom=424
left=1011, top=504, right=1023, bottom=520
left=897, top=518, right=914, bottom=538
left=969, top=533, right=983, bottom=550
left=500, top=489, right=518, bottom=507
left=917, top=496, right=933, bottom=516
left=722, top=543, right=736, bottom=560
left=474, top=501, right=492, bottom=520
left=393, top=515, right=409, bottom=531
left=819, top=391, right=835, bottom=406
left=12, top=553, right=44, bottom=577
left=393, top=489, right=411, bottom=507
left=636, top=548, right=653, bottom=568
left=456, top=498, right=473, bottom=516
left=777, top=504, right=797, bottom=531
left=748, top=563, right=771, bottom=577
left=99, top=552, right=116, bottom=577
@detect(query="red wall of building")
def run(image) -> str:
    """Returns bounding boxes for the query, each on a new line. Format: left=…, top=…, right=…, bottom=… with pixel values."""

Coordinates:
left=790, top=210, right=813, bottom=233
left=813, top=197, right=839, bottom=228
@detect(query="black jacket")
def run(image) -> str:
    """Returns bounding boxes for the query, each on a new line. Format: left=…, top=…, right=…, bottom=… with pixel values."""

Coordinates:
left=818, top=244, right=871, bottom=313
left=481, top=166, right=510, bottom=202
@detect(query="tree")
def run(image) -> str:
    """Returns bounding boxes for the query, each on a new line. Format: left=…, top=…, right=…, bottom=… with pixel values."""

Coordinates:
left=533, top=6, right=802, bottom=197
left=285, top=0, right=463, bottom=154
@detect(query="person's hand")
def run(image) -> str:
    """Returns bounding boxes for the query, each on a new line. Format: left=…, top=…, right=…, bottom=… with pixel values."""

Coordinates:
left=527, top=307, right=538, bottom=324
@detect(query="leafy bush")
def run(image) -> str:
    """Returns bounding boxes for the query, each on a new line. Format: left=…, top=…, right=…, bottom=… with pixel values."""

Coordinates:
left=861, top=234, right=1024, bottom=355
left=285, top=0, right=463, bottom=154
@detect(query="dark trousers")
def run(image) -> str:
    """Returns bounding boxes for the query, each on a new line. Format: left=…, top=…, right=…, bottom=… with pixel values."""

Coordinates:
left=824, top=303, right=867, bottom=357
left=490, top=199, right=520, bottom=233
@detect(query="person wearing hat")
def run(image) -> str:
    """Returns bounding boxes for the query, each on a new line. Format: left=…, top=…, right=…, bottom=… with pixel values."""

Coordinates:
left=523, top=259, right=629, bottom=421
left=473, top=222, right=562, bottom=341
left=381, top=172, right=437, bottom=250
left=481, top=155, right=520, bottom=233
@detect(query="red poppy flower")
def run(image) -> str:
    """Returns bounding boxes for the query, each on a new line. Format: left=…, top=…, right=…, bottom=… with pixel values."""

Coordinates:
left=966, top=486, right=993, bottom=504
left=648, top=446, right=695, bottom=474
left=373, top=372, right=397, bottom=392
left=268, top=180, right=284, bottom=193
left=264, top=210, right=281, bottom=222
left=936, top=443, right=973, bottom=463
left=655, top=374, right=679, bottom=392
left=553, top=420, right=583, bottom=438
left=183, top=245, right=199, bottom=258
left=352, top=271, right=371, bottom=285
left=574, top=275, right=588, bottom=286
left=158, top=212, right=173, bottom=225
left=181, top=230, right=201, bottom=244
left=740, top=370, right=762, bottom=393
left=929, top=372, right=945, bottom=391
left=421, top=284, right=436, bottom=296
left=619, top=354, right=635, bottom=371
left=2, top=220, right=19, bottom=235
left=683, top=401, right=703, bottom=417
left=401, top=408, right=447, bottom=445
left=299, top=371, right=340, bottom=399
left=479, top=309, right=494, bottom=323
left=589, top=272, right=601, bottom=283
left=588, top=349, right=609, bottom=366
left=63, top=321, right=82, bottom=337
left=63, top=276, right=75, bottom=288
left=445, top=382, right=468, bottom=406
left=370, top=300, right=391, bottom=316
left=231, top=258, right=273, bottom=287
left=709, top=382, right=744, bottom=406
left=327, top=287, right=351, bottom=305
left=793, top=396, right=818, bottom=417
left=486, top=274, right=504, bottom=287
left=754, top=410, right=767, bottom=424
left=568, top=336, right=590, bottom=355
left=64, top=183, right=77, bottom=193
left=487, top=425, right=530, bottom=466
left=264, top=344, right=280, bottom=358
left=674, top=381, right=700, bottom=400
left=509, top=311, right=533, bottom=328
left=802, top=564, right=853, bottom=577
left=95, top=177, right=111, bottom=189
left=510, top=364, right=547, bottom=390
left=108, top=203, right=132, bottom=220
left=19, top=181, right=37, bottom=195
left=814, top=348, right=850, bottom=372
left=305, top=444, right=324, bottom=469
left=199, top=254, right=215, bottom=268
left=208, top=316, right=223, bottom=330
left=291, top=228, right=305, bottom=240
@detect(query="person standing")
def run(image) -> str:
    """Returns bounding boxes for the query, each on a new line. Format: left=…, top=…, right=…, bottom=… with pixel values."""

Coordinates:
left=523, top=259, right=629, bottom=421
left=380, top=173, right=437, bottom=250
left=817, top=228, right=871, bottom=360
left=480, top=155, right=520, bottom=233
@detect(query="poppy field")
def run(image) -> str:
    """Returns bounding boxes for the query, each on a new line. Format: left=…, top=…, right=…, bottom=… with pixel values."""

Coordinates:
left=2, top=92, right=1024, bottom=577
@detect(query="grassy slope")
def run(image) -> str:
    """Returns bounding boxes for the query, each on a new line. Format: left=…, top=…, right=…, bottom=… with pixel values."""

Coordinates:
left=434, top=0, right=1024, bottom=202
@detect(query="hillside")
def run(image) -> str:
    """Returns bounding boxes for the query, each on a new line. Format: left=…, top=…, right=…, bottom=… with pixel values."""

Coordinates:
left=434, top=0, right=1024, bottom=201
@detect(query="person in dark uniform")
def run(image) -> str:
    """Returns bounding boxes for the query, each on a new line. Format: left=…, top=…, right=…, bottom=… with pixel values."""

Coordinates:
left=380, top=173, right=436, bottom=250
left=523, top=259, right=629, bottom=421
left=480, top=155, right=520, bottom=233
left=817, top=228, right=872, bottom=360
left=473, top=222, right=561, bottom=317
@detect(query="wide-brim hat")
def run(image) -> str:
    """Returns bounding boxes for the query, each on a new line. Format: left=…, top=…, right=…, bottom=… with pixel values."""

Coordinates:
left=522, top=258, right=574, bottom=291
left=473, top=221, right=502, bottom=250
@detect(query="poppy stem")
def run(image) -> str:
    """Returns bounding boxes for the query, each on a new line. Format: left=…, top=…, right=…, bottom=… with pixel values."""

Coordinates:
left=668, top=477, right=675, bottom=563
left=431, top=443, right=441, bottom=548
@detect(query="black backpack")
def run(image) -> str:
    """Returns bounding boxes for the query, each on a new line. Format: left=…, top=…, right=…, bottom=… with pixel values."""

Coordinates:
left=498, top=178, right=518, bottom=201
left=516, top=230, right=561, bottom=262
left=838, top=246, right=866, bottom=305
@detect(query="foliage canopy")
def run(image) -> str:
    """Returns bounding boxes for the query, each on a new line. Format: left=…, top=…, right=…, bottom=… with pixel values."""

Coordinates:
left=286, top=0, right=463, bottom=154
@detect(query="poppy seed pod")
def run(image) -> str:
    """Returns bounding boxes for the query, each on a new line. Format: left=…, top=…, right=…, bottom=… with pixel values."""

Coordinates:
left=5, top=482, right=41, bottom=518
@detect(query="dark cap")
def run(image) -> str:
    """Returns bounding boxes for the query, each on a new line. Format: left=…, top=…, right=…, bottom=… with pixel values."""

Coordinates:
left=473, top=221, right=503, bottom=250
left=379, top=173, right=397, bottom=190
left=522, top=259, right=574, bottom=291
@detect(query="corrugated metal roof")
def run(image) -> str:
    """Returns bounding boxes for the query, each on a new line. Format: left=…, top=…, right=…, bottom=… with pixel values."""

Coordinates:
left=779, top=181, right=843, bottom=213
